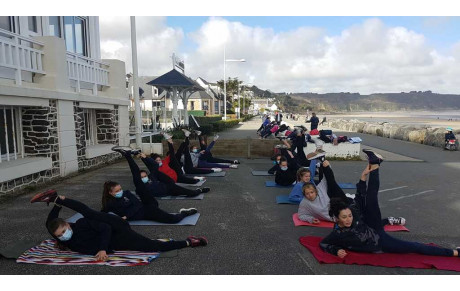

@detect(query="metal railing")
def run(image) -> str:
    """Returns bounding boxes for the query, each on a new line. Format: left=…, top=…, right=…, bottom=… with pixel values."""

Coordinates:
left=66, top=52, right=110, bottom=95
left=0, top=28, right=45, bottom=85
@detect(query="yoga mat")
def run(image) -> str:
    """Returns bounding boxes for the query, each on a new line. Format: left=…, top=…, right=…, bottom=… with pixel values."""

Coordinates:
left=266, top=181, right=356, bottom=189
left=299, top=236, right=460, bottom=272
left=67, top=213, right=200, bottom=226
left=0, top=240, right=41, bottom=259
left=176, top=180, right=206, bottom=187
left=252, top=170, right=273, bottom=176
left=292, top=213, right=409, bottom=232
left=276, top=195, right=300, bottom=205
left=17, top=239, right=159, bottom=266
left=186, top=172, right=226, bottom=177
left=265, top=181, right=295, bottom=188
left=159, top=193, right=204, bottom=200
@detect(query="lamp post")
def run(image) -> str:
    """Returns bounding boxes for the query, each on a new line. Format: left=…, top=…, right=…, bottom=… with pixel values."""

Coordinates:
left=130, top=16, right=142, bottom=148
left=223, top=46, right=245, bottom=120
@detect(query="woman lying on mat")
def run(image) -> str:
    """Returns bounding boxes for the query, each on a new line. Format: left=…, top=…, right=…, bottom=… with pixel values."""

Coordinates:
left=320, top=150, right=459, bottom=259
left=180, top=129, right=238, bottom=170
left=273, top=147, right=300, bottom=186
left=115, top=148, right=210, bottom=198
left=149, top=132, right=204, bottom=185
left=287, top=168, right=312, bottom=203
left=105, top=150, right=208, bottom=224
left=195, top=130, right=240, bottom=165
left=30, top=191, right=207, bottom=260
left=297, top=159, right=405, bottom=226
left=268, top=154, right=282, bottom=174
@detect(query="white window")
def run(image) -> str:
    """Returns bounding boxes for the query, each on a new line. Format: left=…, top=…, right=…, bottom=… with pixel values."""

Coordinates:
left=27, top=16, right=42, bottom=36
left=0, top=106, right=23, bottom=162
left=83, top=109, right=97, bottom=146
left=64, top=16, right=88, bottom=56
left=0, top=16, right=15, bottom=32
left=48, top=16, right=61, bottom=37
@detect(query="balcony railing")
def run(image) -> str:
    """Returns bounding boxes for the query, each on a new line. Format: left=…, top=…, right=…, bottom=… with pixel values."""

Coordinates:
left=0, top=28, right=45, bottom=85
left=66, top=52, right=109, bottom=95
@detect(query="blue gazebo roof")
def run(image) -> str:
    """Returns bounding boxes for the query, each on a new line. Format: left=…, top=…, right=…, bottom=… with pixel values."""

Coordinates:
left=147, top=69, right=202, bottom=90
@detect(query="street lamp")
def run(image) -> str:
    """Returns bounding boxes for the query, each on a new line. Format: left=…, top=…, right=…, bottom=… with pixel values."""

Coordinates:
left=223, top=46, right=245, bottom=120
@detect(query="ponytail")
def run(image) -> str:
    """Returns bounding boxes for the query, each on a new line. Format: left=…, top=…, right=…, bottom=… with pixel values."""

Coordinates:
left=101, top=181, right=119, bottom=211
left=328, top=197, right=350, bottom=220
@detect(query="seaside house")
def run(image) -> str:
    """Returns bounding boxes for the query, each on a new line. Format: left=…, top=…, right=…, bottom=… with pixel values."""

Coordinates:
left=195, top=77, right=223, bottom=115
left=0, top=16, right=129, bottom=194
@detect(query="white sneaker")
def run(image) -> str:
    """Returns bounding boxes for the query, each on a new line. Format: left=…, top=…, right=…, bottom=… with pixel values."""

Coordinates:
left=212, top=168, right=222, bottom=172
left=182, top=129, right=191, bottom=137
left=193, top=176, right=205, bottom=181
left=214, top=134, right=219, bottom=141
left=195, top=130, right=202, bottom=136
left=387, top=217, right=406, bottom=226
left=229, top=164, right=238, bottom=169
left=163, top=133, right=172, bottom=140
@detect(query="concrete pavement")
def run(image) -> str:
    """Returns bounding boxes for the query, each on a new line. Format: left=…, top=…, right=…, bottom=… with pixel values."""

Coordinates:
left=0, top=117, right=459, bottom=274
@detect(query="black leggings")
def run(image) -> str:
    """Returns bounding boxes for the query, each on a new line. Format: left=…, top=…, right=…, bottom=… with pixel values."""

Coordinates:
left=360, top=169, right=453, bottom=257
left=198, top=135, right=233, bottom=164
left=166, top=142, right=198, bottom=184
left=293, top=134, right=309, bottom=167
left=124, top=154, right=194, bottom=222
left=57, top=197, right=187, bottom=252
left=179, top=137, right=213, bottom=175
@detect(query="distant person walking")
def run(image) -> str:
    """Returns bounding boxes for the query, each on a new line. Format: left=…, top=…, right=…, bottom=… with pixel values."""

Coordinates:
left=275, top=111, right=283, bottom=125
left=306, top=112, right=320, bottom=131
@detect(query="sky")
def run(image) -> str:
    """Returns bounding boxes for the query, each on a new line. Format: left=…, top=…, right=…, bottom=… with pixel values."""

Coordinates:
left=99, top=16, right=460, bottom=95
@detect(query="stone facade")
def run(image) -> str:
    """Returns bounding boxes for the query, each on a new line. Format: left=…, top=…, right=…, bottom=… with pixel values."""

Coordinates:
left=96, top=106, right=119, bottom=144
left=73, top=102, right=121, bottom=171
left=0, top=100, right=60, bottom=194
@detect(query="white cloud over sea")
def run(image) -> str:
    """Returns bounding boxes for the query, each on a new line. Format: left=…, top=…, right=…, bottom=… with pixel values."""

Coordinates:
left=100, top=16, right=460, bottom=94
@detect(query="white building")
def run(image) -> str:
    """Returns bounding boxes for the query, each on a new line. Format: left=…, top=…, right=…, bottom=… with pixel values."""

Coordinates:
left=0, top=16, right=129, bottom=194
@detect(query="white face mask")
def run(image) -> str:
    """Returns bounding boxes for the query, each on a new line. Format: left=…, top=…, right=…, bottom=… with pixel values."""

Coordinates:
left=141, top=177, right=149, bottom=183
left=114, top=190, right=123, bottom=198
left=158, top=162, right=163, bottom=167
left=58, top=227, right=73, bottom=241
left=192, top=149, right=198, bottom=153
left=280, top=166, right=288, bottom=171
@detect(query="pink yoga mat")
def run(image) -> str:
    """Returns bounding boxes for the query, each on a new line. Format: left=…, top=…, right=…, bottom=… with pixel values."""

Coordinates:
left=292, top=213, right=409, bottom=232
left=299, top=236, right=460, bottom=272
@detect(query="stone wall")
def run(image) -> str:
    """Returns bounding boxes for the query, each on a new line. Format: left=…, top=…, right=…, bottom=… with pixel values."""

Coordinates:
left=96, top=106, right=119, bottom=144
left=0, top=100, right=60, bottom=194
left=73, top=103, right=121, bottom=171
left=325, top=118, right=451, bottom=147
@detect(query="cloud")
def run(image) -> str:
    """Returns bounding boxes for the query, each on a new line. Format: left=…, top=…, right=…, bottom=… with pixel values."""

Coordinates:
left=100, top=16, right=184, bottom=77
left=100, top=16, right=460, bottom=94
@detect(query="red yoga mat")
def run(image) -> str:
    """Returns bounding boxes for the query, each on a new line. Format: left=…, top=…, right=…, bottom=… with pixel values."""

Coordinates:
left=292, top=213, right=409, bottom=232
left=299, top=236, right=460, bottom=272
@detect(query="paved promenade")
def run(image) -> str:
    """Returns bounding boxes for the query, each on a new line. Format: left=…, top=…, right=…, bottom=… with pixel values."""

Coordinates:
left=0, top=117, right=459, bottom=274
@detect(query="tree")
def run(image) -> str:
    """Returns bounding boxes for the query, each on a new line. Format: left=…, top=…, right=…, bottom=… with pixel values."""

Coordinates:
left=217, top=78, right=243, bottom=105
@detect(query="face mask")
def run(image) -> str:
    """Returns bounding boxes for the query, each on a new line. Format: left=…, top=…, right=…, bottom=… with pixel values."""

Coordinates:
left=192, top=149, right=198, bottom=153
left=141, top=177, right=149, bottom=183
left=58, top=227, right=73, bottom=241
left=272, top=161, right=277, bottom=165
left=114, top=190, right=123, bottom=198
left=280, top=166, right=288, bottom=171
left=158, top=162, right=163, bottom=167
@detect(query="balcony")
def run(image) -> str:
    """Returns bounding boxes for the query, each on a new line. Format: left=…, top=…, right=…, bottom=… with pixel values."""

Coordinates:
left=0, top=28, right=112, bottom=96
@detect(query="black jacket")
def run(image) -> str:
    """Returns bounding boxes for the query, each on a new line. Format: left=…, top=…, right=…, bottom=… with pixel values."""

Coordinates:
left=103, top=190, right=144, bottom=220
left=47, top=205, right=113, bottom=255
left=307, top=116, right=319, bottom=130
left=274, top=165, right=297, bottom=186
left=319, top=180, right=381, bottom=256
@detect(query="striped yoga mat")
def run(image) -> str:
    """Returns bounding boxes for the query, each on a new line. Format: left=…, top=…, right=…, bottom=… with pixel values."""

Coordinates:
left=17, top=239, right=160, bottom=267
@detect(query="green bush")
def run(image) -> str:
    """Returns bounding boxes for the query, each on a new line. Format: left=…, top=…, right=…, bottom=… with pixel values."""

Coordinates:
left=194, top=116, right=222, bottom=125
left=212, top=119, right=241, bottom=132
left=189, top=110, right=206, bottom=117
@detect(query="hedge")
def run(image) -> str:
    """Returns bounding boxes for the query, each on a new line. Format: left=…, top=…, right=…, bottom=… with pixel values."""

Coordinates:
left=212, top=119, right=241, bottom=132
left=189, top=110, right=206, bottom=117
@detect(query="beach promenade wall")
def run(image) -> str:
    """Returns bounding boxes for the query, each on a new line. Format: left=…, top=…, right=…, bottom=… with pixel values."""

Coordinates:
left=325, top=119, right=452, bottom=148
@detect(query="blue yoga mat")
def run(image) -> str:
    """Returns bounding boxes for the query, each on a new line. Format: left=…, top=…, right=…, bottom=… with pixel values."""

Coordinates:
left=276, top=195, right=300, bottom=205
left=266, top=180, right=356, bottom=189
left=66, top=212, right=200, bottom=226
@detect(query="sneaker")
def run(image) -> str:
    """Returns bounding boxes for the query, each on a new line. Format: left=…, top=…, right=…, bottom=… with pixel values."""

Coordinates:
left=211, top=168, right=222, bottom=172
left=307, top=151, right=326, bottom=161
left=30, top=189, right=58, bottom=205
left=182, top=129, right=191, bottom=137
left=194, top=130, right=202, bottom=136
left=229, top=164, right=238, bottom=169
left=163, top=133, right=173, bottom=140
left=131, top=149, right=141, bottom=156
left=316, top=149, right=326, bottom=154
left=111, top=146, right=128, bottom=155
left=275, top=144, right=288, bottom=149
left=193, top=176, right=205, bottom=181
left=197, top=187, right=210, bottom=193
left=187, top=236, right=208, bottom=247
left=213, top=134, right=219, bottom=141
left=179, top=208, right=198, bottom=216
left=387, top=216, right=406, bottom=226
left=362, top=149, right=384, bottom=165
left=233, top=160, right=240, bottom=164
